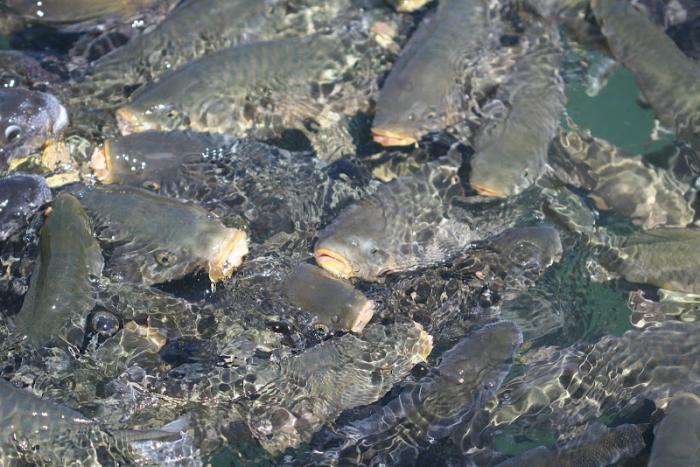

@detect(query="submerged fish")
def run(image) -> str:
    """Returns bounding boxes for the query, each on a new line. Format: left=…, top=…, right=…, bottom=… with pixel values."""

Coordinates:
left=0, top=174, right=51, bottom=241
left=89, top=0, right=284, bottom=89
left=5, top=0, right=163, bottom=25
left=314, top=153, right=474, bottom=281
left=0, top=378, right=184, bottom=464
left=75, top=186, right=248, bottom=285
left=115, top=30, right=373, bottom=160
left=550, top=127, right=695, bottom=229
left=326, top=321, right=521, bottom=465
left=649, top=392, right=700, bottom=467
left=592, top=0, right=700, bottom=152
left=283, top=263, right=375, bottom=333
left=372, top=0, right=491, bottom=146
left=89, top=130, right=235, bottom=186
left=14, top=193, right=104, bottom=347
left=245, top=321, right=433, bottom=454
left=496, top=422, right=647, bottom=467
left=595, top=227, right=700, bottom=294
left=88, top=130, right=340, bottom=242
left=469, top=22, right=565, bottom=197
left=0, top=88, right=68, bottom=168
left=490, top=321, right=700, bottom=437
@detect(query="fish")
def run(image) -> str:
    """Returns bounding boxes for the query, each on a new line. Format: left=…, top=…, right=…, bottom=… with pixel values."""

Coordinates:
left=89, top=130, right=236, bottom=186
left=74, top=185, right=248, bottom=285
left=283, top=263, right=375, bottom=333
left=495, top=422, right=647, bottom=467
left=469, top=21, right=565, bottom=198
left=314, top=153, right=475, bottom=281
left=371, top=0, right=491, bottom=146
left=14, top=193, right=104, bottom=347
left=325, top=321, right=521, bottom=465
left=5, top=0, right=164, bottom=25
left=0, top=378, right=185, bottom=464
left=649, top=392, right=700, bottom=467
left=114, top=31, right=371, bottom=160
left=550, top=127, right=695, bottom=229
left=0, top=88, right=68, bottom=168
left=245, top=321, right=433, bottom=454
left=88, top=0, right=285, bottom=90
left=0, top=174, right=51, bottom=241
left=373, top=225, right=562, bottom=340
left=490, top=321, right=700, bottom=437
left=88, top=130, right=337, bottom=242
left=595, top=227, right=700, bottom=294
left=592, top=0, right=700, bottom=153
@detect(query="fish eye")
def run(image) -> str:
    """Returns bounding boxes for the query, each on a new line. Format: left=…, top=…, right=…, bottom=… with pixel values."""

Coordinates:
left=370, top=247, right=380, bottom=255
left=154, top=250, right=177, bottom=266
left=142, top=180, right=161, bottom=191
left=313, top=323, right=330, bottom=335
left=4, top=125, right=21, bottom=142
left=89, top=310, right=120, bottom=337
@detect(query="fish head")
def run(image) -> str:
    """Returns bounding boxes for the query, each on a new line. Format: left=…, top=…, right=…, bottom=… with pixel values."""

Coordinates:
left=315, top=201, right=399, bottom=281
left=469, top=152, right=536, bottom=198
left=489, top=226, right=563, bottom=271
left=372, top=99, right=441, bottom=147
left=138, top=222, right=248, bottom=285
left=116, top=102, right=185, bottom=135
left=0, top=88, right=68, bottom=167
left=90, top=131, right=191, bottom=187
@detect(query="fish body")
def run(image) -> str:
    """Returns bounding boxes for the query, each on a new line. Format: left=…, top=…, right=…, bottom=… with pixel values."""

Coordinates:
left=115, top=32, right=368, bottom=160
left=550, top=128, right=695, bottom=228
left=283, top=263, right=374, bottom=333
left=5, top=0, right=164, bottom=25
left=75, top=185, right=248, bottom=285
left=0, top=174, right=51, bottom=241
left=496, top=422, right=647, bottom=467
left=89, top=130, right=334, bottom=242
left=329, top=321, right=522, bottom=465
left=372, top=0, right=491, bottom=146
left=91, top=0, right=284, bottom=87
left=492, top=321, right=700, bottom=436
left=597, top=228, right=700, bottom=294
left=592, top=0, right=700, bottom=152
left=649, top=392, right=700, bottom=467
left=0, top=88, right=68, bottom=167
left=245, top=321, right=433, bottom=454
left=0, top=378, right=184, bottom=463
left=469, top=22, right=565, bottom=197
left=14, top=193, right=104, bottom=347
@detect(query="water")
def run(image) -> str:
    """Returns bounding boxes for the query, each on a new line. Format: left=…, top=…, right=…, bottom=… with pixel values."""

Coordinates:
left=0, top=2, right=699, bottom=466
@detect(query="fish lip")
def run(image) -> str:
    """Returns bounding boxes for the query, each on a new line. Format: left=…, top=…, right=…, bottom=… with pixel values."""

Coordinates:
left=89, top=140, right=113, bottom=183
left=350, top=299, right=375, bottom=333
left=314, top=247, right=354, bottom=279
left=208, top=229, right=249, bottom=282
left=116, top=106, right=155, bottom=135
left=371, top=128, right=418, bottom=147
left=470, top=182, right=508, bottom=198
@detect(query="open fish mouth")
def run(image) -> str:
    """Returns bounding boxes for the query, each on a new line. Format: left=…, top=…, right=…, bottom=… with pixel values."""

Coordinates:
left=350, top=300, right=375, bottom=333
left=471, top=182, right=508, bottom=198
left=314, top=247, right=354, bottom=279
left=89, top=141, right=113, bottom=183
left=371, top=127, right=418, bottom=147
left=116, top=106, right=156, bottom=135
left=208, top=229, right=249, bottom=282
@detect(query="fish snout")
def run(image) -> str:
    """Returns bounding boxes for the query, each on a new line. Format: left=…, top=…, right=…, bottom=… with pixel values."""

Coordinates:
left=314, top=246, right=354, bottom=279
left=208, top=229, right=249, bottom=282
